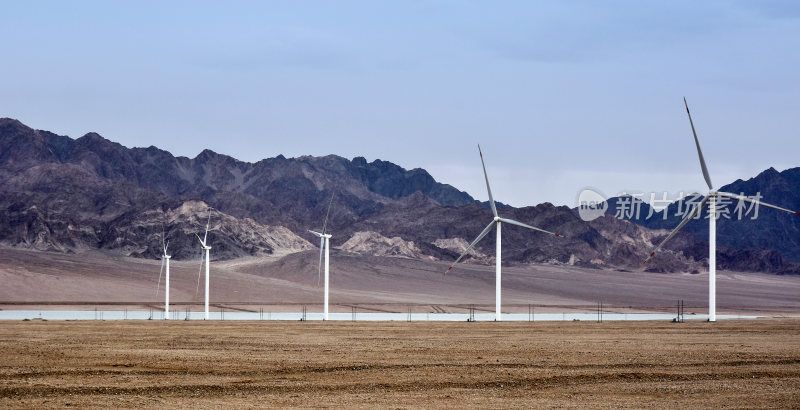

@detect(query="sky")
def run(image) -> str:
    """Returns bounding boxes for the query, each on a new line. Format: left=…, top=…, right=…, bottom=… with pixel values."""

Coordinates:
left=2, top=1, right=799, bottom=208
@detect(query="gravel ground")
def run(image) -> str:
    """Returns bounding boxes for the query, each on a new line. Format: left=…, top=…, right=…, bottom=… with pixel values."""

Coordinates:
left=1, top=320, right=799, bottom=408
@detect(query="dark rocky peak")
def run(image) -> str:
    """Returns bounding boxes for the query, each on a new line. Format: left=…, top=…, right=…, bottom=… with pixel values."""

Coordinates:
left=304, top=154, right=352, bottom=171
left=73, top=131, right=122, bottom=149
left=41, top=131, right=74, bottom=162
left=188, top=150, right=263, bottom=194
left=129, top=145, right=176, bottom=164
left=137, top=145, right=173, bottom=157
left=73, top=132, right=128, bottom=156
left=250, top=154, right=287, bottom=168
left=347, top=157, right=474, bottom=206
left=352, top=156, right=368, bottom=167
left=295, top=154, right=334, bottom=170
left=194, top=148, right=220, bottom=162
left=782, top=166, right=800, bottom=180
left=759, top=166, right=780, bottom=177
left=0, top=117, right=30, bottom=132
left=193, top=148, right=249, bottom=170
left=719, top=167, right=797, bottom=207
left=77, top=131, right=104, bottom=141
left=68, top=132, right=138, bottom=180
left=0, top=118, right=63, bottom=166
left=0, top=118, right=35, bottom=146
left=725, top=166, right=785, bottom=189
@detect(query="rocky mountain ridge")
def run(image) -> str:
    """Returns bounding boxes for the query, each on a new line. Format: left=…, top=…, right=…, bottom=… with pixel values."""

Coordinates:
left=1, top=117, right=797, bottom=274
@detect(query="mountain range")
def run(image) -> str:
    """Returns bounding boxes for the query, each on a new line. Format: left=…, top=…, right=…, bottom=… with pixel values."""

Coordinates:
left=599, top=167, right=800, bottom=267
left=1, top=117, right=798, bottom=274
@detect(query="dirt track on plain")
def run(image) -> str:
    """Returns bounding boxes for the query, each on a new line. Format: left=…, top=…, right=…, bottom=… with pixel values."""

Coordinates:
left=1, top=320, right=799, bottom=408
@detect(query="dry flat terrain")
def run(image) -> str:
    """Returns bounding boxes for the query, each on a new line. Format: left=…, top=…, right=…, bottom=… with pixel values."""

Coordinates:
left=1, top=320, right=799, bottom=408
left=3, top=247, right=800, bottom=315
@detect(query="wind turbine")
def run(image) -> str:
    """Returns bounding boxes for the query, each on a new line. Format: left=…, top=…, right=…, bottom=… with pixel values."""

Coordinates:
left=195, top=215, right=212, bottom=320
left=446, top=145, right=565, bottom=321
left=310, top=194, right=335, bottom=320
left=155, top=228, right=171, bottom=319
left=644, top=98, right=800, bottom=322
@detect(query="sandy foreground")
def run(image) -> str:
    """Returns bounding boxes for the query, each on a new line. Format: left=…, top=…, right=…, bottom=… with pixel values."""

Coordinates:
left=1, top=320, right=799, bottom=408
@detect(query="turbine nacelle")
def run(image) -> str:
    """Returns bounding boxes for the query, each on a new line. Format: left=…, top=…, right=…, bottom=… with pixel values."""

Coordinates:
left=445, top=145, right=566, bottom=321
left=191, top=213, right=213, bottom=321
left=445, top=145, right=564, bottom=275
left=644, top=99, right=800, bottom=325
left=309, top=230, right=332, bottom=239
left=642, top=97, right=800, bottom=314
left=312, top=193, right=336, bottom=320
left=194, top=233, right=212, bottom=249
left=644, top=99, right=800, bottom=265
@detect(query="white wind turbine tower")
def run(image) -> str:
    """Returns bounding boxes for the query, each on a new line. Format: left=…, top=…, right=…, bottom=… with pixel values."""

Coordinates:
left=446, top=145, right=565, bottom=321
left=310, top=194, right=335, bottom=321
left=644, top=98, right=800, bottom=322
left=155, top=228, right=171, bottom=319
left=195, top=215, right=212, bottom=320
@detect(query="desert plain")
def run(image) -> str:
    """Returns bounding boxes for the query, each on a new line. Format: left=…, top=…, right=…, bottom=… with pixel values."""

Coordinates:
left=2, top=248, right=800, bottom=407
left=1, top=320, right=800, bottom=408
left=2, top=247, right=800, bottom=316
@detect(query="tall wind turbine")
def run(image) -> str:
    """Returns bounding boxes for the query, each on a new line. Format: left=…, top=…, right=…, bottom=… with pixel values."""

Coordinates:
left=155, top=228, right=171, bottom=319
left=446, top=145, right=565, bottom=321
left=644, top=98, right=800, bottom=322
left=195, top=215, right=212, bottom=320
left=310, top=194, right=335, bottom=320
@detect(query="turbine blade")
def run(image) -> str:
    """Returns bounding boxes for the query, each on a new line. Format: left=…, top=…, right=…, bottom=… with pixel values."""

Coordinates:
left=195, top=233, right=205, bottom=247
left=446, top=220, right=496, bottom=274
left=165, top=240, right=169, bottom=254
left=478, top=144, right=498, bottom=217
left=155, top=258, right=165, bottom=297
left=309, top=230, right=323, bottom=237
left=498, top=217, right=565, bottom=238
left=644, top=195, right=710, bottom=263
left=322, top=193, right=335, bottom=235
left=716, top=192, right=800, bottom=216
left=318, top=237, right=324, bottom=287
left=684, top=97, right=713, bottom=190
left=203, top=215, right=210, bottom=243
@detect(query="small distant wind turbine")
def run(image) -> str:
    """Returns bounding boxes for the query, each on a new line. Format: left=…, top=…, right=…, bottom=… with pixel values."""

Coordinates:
left=310, top=193, right=335, bottom=320
left=195, top=215, right=212, bottom=320
left=155, top=227, right=171, bottom=319
left=446, top=145, right=565, bottom=321
left=644, top=98, right=800, bottom=322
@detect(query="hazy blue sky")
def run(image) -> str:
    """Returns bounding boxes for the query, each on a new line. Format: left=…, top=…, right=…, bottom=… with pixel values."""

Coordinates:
left=2, top=1, right=799, bottom=207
